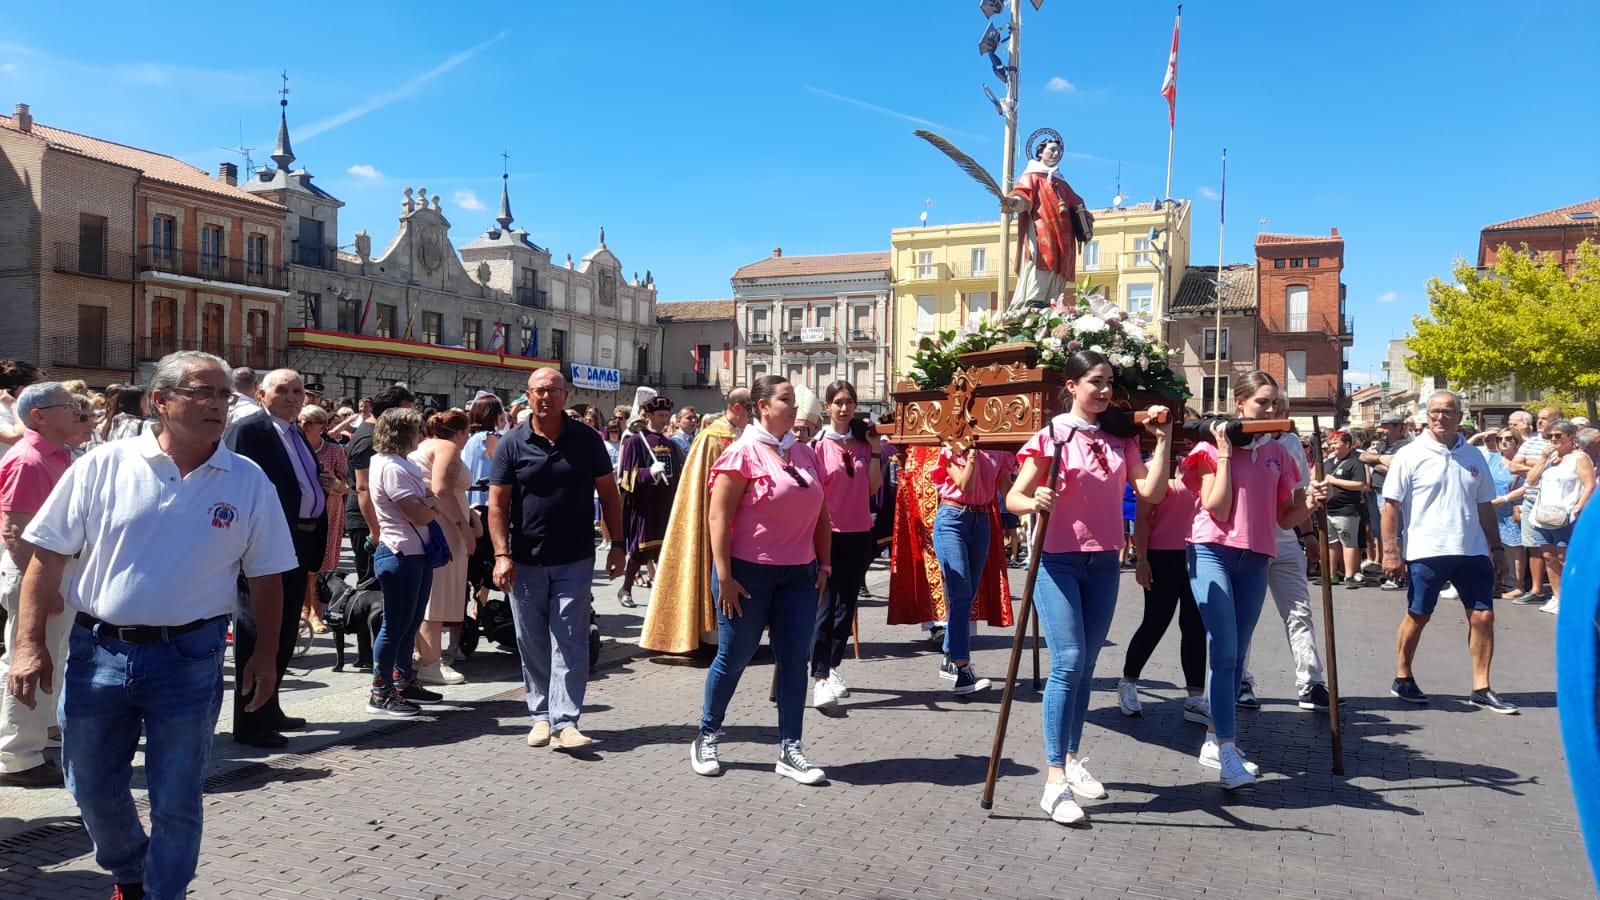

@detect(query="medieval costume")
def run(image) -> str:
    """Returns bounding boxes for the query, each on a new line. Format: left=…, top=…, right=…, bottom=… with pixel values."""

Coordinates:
left=640, top=416, right=740, bottom=653
left=618, top=395, right=686, bottom=606
left=889, top=445, right=1014, bottom=630
left=1008, top=128, right=1093, bottom=310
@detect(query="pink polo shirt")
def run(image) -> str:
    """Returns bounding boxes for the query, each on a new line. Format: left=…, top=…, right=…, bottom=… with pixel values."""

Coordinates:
left=711, top=441, right=826, bottom=566
left=932, top=448, right=1013, bottom=505
left=1145, top=475, right=1199, bottom=552
left=1017, top=424, right=1139, bottom=553
left=1181, top=439, right=1298, bottom=557
left=814, top=436, right=874, bottom=534
left=0, top=428, right=74, bottom=516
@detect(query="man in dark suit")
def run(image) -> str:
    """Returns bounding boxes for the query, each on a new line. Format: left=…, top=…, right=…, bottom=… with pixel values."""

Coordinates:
left=224, top=368, right=330, bottom=748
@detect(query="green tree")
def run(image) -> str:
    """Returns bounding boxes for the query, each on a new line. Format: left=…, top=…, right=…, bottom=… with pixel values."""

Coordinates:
left=1409, top=240, right=1600, bottom=420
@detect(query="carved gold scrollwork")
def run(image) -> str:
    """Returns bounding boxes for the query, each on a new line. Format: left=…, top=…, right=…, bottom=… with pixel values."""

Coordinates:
left=975, top=393, right=1036, bottom=437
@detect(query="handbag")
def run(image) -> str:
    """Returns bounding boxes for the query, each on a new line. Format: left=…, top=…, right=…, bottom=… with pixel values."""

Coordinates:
left=1532, top=504, right=1572, bottom=529
left=409, top=519, right=453, bottom=568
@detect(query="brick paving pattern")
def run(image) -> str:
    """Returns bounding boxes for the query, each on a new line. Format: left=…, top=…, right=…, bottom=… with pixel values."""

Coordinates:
left=0, top=561, right=1591, bottom=899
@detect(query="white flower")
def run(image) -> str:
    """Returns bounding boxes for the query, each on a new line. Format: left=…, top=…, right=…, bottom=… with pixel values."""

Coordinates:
left=1090, top=344, right=1104, bottom=353
left=1044, top=337, right=1064, bottom=352
left=1072, top=315, right=1106, bottom=334
left=1111, top=352, right=1133, bottom=368
left=1122, top=321, right=1145, bottom=340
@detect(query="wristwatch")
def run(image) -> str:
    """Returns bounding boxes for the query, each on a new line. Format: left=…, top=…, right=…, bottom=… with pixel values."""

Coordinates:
left=610, top=541, right=626, bottom=552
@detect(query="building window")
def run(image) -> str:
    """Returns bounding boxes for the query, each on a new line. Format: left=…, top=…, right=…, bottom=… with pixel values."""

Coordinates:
left=850, top=305, right=872, bottom=339
left=297, top=217, right=327, bottom=267
left=1291, top=258, right=1305, bottom=269
left=340, top=376, right=361, bottom=402
left=695, top=344, right=711, bottom=380
left=200, top=303, right=224, bottom=357
left=551, top=328, right=567, bottom=361
left=1273, top=258, right=1286, bottom=269
left=376, top=304, right=396, bottom=338
left=78, top=214, right=107, bottom=276
left=245, top=309, right=271, bottom=369
left=751, top=307, right=769, bottom=340
left=852, top=362, right=871, bottom=397
left=1285, top=350, right=1308, bottom=398
left=421, top=311, right=443, bottom=344
left=786, top=306, right=805, bottom=339
left=815, top=305, right=833, bottom=338
left=1308, top=257, right=1319, bottom=268
left=786, top=363, right=805, bottom=384
left=77, top=305, right=108, bottom=368
left=1125, top=283, right=1154, bottom=316
left=1203, top=327, right=1229, bottom=361
left=751, top=363, right=769, bottom=383
left=1286, top=285, right=1309, bottom=331
left=462, top=318, right=481, bottom=350
left=151, top=216, right=175, bottom=263
left=815, top=362, right=834, bottom=385
left=917, top=250, right=935, bottom=280
left=150, top=297, right=178, bottom=359
left=970, top=248, right=987, bottom=277
left=520, top=326, right=535, bottom=356
left=916, top=295, right=935, bottom=332
left=337, top=296, right=359, bottom=334
left=200, top=225, right=224, bottom=269
left=246, top=234, right=267, bottom=275
left=1200, top=375, right=1229, bottom=411
left=1082, top=240, right=1099, bottom=272
left=1133, top=237, right=1153, bottom=267
left=637, top=345, right=650, bottom=377
left=967, top=292, right=991, bottom=328
left=298, top=291, right=320, bottom=328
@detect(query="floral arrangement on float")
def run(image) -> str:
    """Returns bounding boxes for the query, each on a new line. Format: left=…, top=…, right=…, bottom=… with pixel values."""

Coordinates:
left=903, top=284, right=1191, bottom=404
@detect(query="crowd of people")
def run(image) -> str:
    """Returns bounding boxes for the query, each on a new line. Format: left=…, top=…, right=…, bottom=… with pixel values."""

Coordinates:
left=0, top=347, right=1583, bottom=897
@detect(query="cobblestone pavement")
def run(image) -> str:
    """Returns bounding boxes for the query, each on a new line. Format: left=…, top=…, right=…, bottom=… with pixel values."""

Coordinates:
left=0, top=558, right=1591, bottom=899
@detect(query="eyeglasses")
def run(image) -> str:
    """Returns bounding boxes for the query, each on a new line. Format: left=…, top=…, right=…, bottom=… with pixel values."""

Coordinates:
left=1425, top=409, right=1460, bottom=418
left=165, top=386, right=229, bottom=403
left=36, top=403, right=77, bottom=411
left=782, top=463, right=810, bottom=489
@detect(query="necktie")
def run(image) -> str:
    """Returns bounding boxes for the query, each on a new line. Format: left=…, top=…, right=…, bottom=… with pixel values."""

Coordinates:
left=291, top=425, right=326, bottom=519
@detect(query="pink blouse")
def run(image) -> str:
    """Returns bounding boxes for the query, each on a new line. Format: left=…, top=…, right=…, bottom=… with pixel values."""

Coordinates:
left=814, top=436, right=875, bottom=534
left=1181, top=439, right=1298, bottom=557
left=1016, top=424, right=1140, bottom=553
left=1145, top=475, right=1199, bottom=552
left=710, top=441, right=826, bottom=566
left=932, top=448, right=1013, bottom=505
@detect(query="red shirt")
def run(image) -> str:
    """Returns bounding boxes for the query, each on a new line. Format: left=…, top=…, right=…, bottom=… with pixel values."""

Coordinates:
left=0, top=428, right=73, bottom=516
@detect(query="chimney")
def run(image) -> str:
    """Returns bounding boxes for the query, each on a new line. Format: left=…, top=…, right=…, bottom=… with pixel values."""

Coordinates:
left=13, top=103, right=31, bottom=133
left=218, top=162, right=238, bottom=186
left=1330, top=227, right=1339, bottom=237
left=773, top=247, right=782, bottom=258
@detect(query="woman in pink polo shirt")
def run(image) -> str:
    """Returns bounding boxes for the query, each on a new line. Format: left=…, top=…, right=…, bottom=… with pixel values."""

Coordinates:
left=809, top=380, right=882, bottom=713
left=930, top=444, right=1014, bottom=695
left=692, top=375, right=832, bottom=785
left=1181, top=373, right=1308, bottom=790
left=1007, top=350, right=1172, bottom=826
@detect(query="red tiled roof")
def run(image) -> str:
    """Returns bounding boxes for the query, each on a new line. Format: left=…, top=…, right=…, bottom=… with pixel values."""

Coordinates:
left=1256, top=232, right=1341, bottom=246
left=733, top=251, right=891, bottom=279
left=0, top=114, right=285, bottom=211
left=1170, top=264, right=1257, bottom=315
left=1482, top=198, right=1600, bottom=230
left=656, top=299, right=735, bottom=322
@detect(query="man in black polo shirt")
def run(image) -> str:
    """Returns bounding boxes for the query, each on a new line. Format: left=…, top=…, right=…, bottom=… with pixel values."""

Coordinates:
left=346, top=385, right=415, bottom=582
left=490, top=367, right=624, bottom=752
left=1321, top=430, right=1369, bottom=587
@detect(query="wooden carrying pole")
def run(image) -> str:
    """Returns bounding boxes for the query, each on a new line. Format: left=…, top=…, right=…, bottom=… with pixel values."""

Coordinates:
left=1307, top=416, right=1346, bottom=775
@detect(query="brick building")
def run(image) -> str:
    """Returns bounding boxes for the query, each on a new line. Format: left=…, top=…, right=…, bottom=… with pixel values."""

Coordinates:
left=1478, top=197, right=1600, bottom=274
left=0, top=102, right=289, bottom=386
left=1253, top=230, right=1351, bottom=426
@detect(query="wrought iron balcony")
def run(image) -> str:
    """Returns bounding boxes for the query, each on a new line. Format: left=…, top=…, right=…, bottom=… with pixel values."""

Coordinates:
left=43, top=334, right=135, bottom=371
left=291, top=242, right=339, bottom=270
left=847, top=329, right=876, bottom=343
left=747, top=332, right=772, bottom=345
left=515, top=287, right=549, bottom=308
left=53, top=242, right=135, bottom=281
left=680, top=372, right=712, bottom=388
left=138, top=245, right=286, bottom=290
left=136, top=336, right=277, bottom=370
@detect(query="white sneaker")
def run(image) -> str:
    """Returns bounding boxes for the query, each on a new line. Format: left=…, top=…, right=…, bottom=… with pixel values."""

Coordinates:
left=1040, top=778, right=1087, bottom=825
left=1440, top=583, right=1459, bottom=600
left=1182, top=696, right=1212, bottom=726
left=416, top=660, right=465, bottom=686
left=1217, top=742, right=1257, bottom=790
left=1062, top=758, right=1107, bottom=800
left=1198, top=733, right=1260, bottom=776
left=1541, top=596, right=1561, bottom=615
left=813, top=680, right=840, bottom=711
left=827, top=669, right=849, bottom=698
left=1116, top=679, right=1142, bottom=717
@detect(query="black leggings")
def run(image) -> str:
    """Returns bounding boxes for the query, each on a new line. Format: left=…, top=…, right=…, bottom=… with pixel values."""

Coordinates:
left=812, top=530, right=876, bottom=678
left=1122, top=547, right=1206, bottom=691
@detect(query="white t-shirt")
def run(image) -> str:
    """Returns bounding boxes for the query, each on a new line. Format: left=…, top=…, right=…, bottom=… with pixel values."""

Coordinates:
left=1381, top=432, right=1495, bottom=561
left=23, top=431, right=297, bottom=625
left=1516, top=434, right=1549, bottom=505
left=370, top=453, right=429, bottom=555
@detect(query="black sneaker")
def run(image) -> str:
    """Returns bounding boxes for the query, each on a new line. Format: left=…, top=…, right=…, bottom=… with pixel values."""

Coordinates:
left=928, top=625, right=946, bottom=647
left=952, top=664, right=992, bottom=695
left=690, top=729, right=724, bottom=776
left=775, top=741, right=827, bottom=785
left=938, top=654, right=958, bottom=682
left=1470, top=688, right=1519, bottom=715
left=397, top=680, right=443, bottom=703
left=1236, top=681, right=1260, bottom=710
left=1390, top=678, right=1429, bottom=704
left=1298, top=683, right=1331, bottom=711
left=366, top=691, right=420, bottom=717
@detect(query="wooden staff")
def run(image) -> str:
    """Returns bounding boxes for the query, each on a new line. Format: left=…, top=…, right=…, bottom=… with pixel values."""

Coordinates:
left=1307, top=416, right=1345, bottom=775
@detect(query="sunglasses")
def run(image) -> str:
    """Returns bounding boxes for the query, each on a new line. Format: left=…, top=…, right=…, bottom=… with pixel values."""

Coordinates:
left=783, top=463, right=810, bottom=489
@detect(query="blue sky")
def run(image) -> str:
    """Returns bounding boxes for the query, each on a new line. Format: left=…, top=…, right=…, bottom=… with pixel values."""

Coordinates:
left=3, top=2, right=1595, bottom=386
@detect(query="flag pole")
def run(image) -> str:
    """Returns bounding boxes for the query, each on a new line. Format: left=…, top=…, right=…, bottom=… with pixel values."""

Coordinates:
left=1212, top=148, right=1225, bottom=414
left=1163, top=5, right=1180, bottom=203
left=997, top=0, right=1022, bottom=308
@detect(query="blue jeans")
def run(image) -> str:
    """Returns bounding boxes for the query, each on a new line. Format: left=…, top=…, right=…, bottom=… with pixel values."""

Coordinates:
left=702, top=558, right=818, bottom=743
left=1033, top=550, right=1121, bottom=765
left=372, top=545, right=433, bottom=693
left=1187, top=542, right=1270, bottom=741
left=61, top=617, right=229, bottom=900
left=932, top=505, right=990, bottom=662
left=509, top=559, right=595, bottom=731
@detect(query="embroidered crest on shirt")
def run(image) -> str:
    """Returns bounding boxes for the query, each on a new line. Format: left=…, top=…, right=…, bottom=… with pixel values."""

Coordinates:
left=209, top=502, right=238, bottom=529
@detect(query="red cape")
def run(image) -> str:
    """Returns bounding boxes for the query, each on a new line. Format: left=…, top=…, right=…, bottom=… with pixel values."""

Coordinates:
left=888, top=446, right=1014, bottom=627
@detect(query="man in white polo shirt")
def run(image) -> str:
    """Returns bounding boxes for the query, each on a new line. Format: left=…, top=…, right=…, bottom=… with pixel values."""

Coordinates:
left=6, top=350, right=297, bottom=900
left=1381, top=389, right=1516, bottom=714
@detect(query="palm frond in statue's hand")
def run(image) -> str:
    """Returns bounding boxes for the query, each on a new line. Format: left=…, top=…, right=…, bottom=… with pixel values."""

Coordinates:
left=913, top=130, right=1003, bottom=199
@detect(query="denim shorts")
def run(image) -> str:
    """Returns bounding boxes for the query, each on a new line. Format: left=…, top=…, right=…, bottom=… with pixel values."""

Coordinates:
left=1406, top=554, right=1495, bottom=616
left=1530, top=522, right=1574, bottom=548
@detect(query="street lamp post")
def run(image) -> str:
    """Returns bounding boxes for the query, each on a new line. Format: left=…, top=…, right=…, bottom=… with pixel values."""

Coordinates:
left=996, top=0, right=1022, bottom=308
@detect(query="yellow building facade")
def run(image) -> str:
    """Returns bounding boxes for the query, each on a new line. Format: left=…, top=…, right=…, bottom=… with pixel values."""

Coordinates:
left=889, top=201, right=1191, bottom=380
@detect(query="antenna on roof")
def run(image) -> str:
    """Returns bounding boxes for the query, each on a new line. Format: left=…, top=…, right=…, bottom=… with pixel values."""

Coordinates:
left=1112, top=161, right=1125, bottom=208
left=221, top=119, right=255, bottom=176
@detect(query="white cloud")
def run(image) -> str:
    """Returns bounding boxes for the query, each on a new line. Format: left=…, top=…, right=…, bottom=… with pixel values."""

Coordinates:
left=346, top=164, right=383, bottom=179
left=802, top=85, right=980, bottom=140
left=1378, top=291, right=1398, bottom=303
left=454, top=190, right=485, bottom=212
left=1045, top=76, right=1074, bottom=93
left=1199, top=186, right=1219, bottom=200
left=0, top=63, right=18, bottom=75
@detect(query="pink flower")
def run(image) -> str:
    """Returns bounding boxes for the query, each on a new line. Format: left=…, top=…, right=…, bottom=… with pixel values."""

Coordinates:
left=1067, top=340, right=1081, bottom=350
left=1052, top=323, right=1070, bottom=339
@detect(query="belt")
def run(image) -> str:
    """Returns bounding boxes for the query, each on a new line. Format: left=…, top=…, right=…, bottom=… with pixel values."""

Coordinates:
left=940, top=499, right=992, bottom=514
left=76, top=612, right=228, bottom=644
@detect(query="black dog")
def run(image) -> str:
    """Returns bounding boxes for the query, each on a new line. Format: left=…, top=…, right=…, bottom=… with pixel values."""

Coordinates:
left=318, top=572, right=383, bottom=672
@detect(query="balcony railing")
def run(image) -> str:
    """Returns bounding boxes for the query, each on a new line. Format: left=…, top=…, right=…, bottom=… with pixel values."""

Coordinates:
left=43, top=334, right=135, bottom=371
left=680, top=372, right=712, bottom=388
left=747, top=332, right=772, bottom=345
left=904, top=263, right=947, bottom=281
left=515, top=287, right=549, bottom=308
left=136, top=336, right=277, bottom=370
left=139, top=245, right=287, bottom=290
left=847, top=329, right=876, bottom=343
left=291, top=242, right=339, bottom=270
left=618, top=369, right=665, bottom=386
left=1263, top=313, right=1353, bottom=336
left=53, top=242, right=135, bottom=281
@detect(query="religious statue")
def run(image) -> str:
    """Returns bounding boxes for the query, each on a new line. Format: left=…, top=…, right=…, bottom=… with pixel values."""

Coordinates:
left=1002, top=128, right=1094, bottom=311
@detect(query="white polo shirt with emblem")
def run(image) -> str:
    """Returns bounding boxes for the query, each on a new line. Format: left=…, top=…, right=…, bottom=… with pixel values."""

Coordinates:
left=24, top=431, right=297, bottom=626
left=1381, top=432, right=1495, bottom=562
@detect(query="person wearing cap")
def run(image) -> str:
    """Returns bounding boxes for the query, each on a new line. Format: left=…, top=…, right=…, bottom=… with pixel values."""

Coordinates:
left=617, top=394, right=686, bottom=608
left=1362, top=413, right=1413, bottom=589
